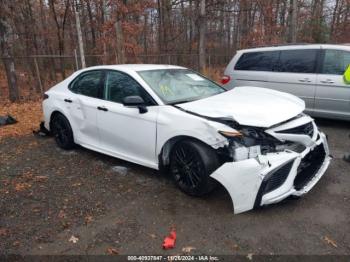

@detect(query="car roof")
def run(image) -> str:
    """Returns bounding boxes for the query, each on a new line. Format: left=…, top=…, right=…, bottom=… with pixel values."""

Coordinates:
left=238, top=43, right=350, bottom=53
left=77, top=64, right=187, bottom=74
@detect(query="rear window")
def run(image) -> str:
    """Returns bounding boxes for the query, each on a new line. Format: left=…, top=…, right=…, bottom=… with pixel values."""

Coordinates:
left=321, top=49, right=350, bottom=75
left=70, top=71, right=103, bottom=98
left=278, top=49, right=318, bottom=73
left=234, top=51, right=279, bottom=71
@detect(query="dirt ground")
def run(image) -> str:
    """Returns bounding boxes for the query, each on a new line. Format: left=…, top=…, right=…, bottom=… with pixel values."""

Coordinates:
left=0, top=118, right=349, bottom=256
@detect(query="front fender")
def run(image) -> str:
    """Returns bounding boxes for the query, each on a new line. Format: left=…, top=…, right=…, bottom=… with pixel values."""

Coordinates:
left=156, top=106, right=230, bottom=156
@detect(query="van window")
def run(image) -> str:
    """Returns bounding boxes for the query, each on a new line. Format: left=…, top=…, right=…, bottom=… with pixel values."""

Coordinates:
left=321, top=49, right=350, bottom=75
left=234, top=51, right=279, bottom=71
left=278, top=49, right=318, bottom=73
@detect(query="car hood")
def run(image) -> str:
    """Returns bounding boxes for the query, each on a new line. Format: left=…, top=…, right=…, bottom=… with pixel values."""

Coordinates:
left=177, top=86, right=305, bottom=128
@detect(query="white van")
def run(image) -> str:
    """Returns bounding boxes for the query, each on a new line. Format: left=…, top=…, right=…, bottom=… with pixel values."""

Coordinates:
left=222, top=44, right=350, bottom=121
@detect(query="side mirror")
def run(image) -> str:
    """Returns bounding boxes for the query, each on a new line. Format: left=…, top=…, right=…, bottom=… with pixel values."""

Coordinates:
left=122, top=96, right=148, bottom=114
left=344, top=65, right=350, bottom=85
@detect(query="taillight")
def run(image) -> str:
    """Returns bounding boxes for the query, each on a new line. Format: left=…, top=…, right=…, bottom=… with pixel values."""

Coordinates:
left=221, top=75, right=231, bottom=85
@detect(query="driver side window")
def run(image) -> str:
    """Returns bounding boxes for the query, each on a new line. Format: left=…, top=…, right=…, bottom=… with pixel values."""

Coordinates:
left=104, top=71, right=154, bottom=105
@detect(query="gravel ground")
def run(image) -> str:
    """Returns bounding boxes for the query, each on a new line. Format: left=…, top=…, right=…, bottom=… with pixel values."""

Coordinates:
left=0, top=118, right=349, bottom=255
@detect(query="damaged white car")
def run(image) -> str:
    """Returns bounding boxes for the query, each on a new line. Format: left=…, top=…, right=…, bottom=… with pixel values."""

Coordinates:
left=42, top=65, right=331, bottom=214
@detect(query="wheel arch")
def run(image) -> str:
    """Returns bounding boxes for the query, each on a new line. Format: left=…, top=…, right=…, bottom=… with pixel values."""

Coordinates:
left=49, top=110, right=76, bottom=142
left=158, top=135, right=216, bottom=170
left=49, top=110, right=66, bottom=130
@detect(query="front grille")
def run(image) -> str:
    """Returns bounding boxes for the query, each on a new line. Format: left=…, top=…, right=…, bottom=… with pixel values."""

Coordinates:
left=294, top=144, right=326, bottom=190
left=277, top=122, right=314, bottom=137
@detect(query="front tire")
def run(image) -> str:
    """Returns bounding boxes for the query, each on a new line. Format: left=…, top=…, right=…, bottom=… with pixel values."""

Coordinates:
left=169, top=140, right=220, bottom=196
left=51, top=113, right=75, bottom=150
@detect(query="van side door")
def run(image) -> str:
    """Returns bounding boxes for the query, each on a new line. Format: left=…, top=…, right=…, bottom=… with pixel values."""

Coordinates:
left=266, top=49, right=319, bottom=115
left=314, top=49, right=350, bottom=120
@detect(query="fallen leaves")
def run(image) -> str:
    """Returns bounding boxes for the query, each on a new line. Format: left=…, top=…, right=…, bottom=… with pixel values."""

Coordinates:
left=58, top=210, right=66, bottom=219
left=182, top=246, right=196, bottom=253
left=0, top=228, right=9, bottom=237
left=149, top=233, right=157, bottom=239
left=68, top=235, right=79, bottom=244
left=0, top=100, right=43, bottom=140
left=246, top=253, right=253, bottom=261
left=12, top=240, right=20, bottom=247
left=323, top=236, right=338, bottom=248
left=106, top=247, right=119, bottom=255
left=34, top=176, right=48, bottom=182
left=85, top=215, right=93, bottom=225
left=14, top=182, right=32, bottom=192
left=72, top=182, right=82, bottom=187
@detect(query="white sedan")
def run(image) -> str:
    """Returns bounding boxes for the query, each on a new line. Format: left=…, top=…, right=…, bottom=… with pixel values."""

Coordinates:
left=42, top=64, right=331, bottom=214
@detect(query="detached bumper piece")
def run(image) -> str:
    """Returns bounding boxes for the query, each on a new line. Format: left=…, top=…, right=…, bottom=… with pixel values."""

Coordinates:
left=33, top=121, right=51, bottom=137
left=211, top=131, right=331, bottom=214
left=255, top=144, right=327, bottom=209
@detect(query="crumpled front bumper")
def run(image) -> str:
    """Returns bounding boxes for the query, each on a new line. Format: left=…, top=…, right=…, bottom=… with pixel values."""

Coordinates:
left=210, top=131, right=331, bottom=214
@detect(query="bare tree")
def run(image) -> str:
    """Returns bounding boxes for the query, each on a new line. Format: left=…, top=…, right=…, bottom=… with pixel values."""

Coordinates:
left=0, top=14, right=19, bottom=102
left=49, top=0, right=70, bottom=78
left=74, top=0, right=86, bottom=68
left=198, top=0, right=206, bottom=72
left=288, top=0, right=297, bottom=43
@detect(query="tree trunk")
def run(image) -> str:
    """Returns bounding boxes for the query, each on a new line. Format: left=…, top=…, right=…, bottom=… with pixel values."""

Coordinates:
left=288, top=0, right=297, bottom=43
left=74, top=1, right=86, bottom=68
left=157, top=0, right=163, bottom=54
left=3, top=56, right=19, bottom=102
left=114, top=20, right=125, bottom=64
left=198, top=0, right=206, bottom=73
left=330, top=0, right=340, bottom=41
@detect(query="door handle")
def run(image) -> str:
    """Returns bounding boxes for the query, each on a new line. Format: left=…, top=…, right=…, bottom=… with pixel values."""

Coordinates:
left=320, top=79, right=334, bottom=84
left=97, top=106, right=108, bottom=111
left=298, top=78, right=312, bottom=83
left=64, top=99, right=73, bottom=103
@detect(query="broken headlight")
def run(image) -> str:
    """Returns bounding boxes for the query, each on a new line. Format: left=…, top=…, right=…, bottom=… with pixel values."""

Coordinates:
left=219, top=127, right=282, bottom=161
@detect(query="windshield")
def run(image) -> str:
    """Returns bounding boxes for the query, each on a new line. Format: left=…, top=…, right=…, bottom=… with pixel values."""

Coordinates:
left=137, top=69, right=226, bottom=104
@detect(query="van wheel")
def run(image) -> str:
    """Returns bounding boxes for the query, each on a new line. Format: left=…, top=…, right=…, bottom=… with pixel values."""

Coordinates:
left=170, top=140, right=219, bottom=196
left=51, top=113, right=75, bottom=150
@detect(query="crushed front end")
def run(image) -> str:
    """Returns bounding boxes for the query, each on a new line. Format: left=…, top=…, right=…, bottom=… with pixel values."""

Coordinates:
left=210, top=114, right=331, bottom=214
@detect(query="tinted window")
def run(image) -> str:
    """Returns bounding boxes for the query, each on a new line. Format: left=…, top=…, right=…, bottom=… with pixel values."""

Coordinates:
left=71, top=71, right=103, bottom=98
left=278, top=49, right=317, bottom=73
left=104, top=71, right=154, bottom=105
left=322, top=49, right=350, bottom=75
left=234, top=51, right=279, bottom=71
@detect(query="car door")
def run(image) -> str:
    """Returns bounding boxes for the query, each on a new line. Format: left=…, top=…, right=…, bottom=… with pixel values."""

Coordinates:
left=314, top=48, right=350, bottom=120
left=96, top=70, right=159, bottom=168
left=67, top=70, right=104, bottom=147
left=265, top=48, right=320, bottom=114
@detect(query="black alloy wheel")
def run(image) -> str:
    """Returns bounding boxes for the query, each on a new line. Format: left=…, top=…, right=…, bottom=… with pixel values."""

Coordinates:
left=51, top=114, right=75, bottom=150
left=170, top=140, right=219, bottom=196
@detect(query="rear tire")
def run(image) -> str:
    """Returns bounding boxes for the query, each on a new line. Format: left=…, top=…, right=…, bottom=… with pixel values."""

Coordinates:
left=169, top=139, right=220, bottom=196
left=51, top=113, right=75, bottom=150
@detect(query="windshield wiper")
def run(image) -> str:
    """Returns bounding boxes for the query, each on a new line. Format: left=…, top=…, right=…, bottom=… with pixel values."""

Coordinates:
left=168, top=99, right=197, bottom=105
